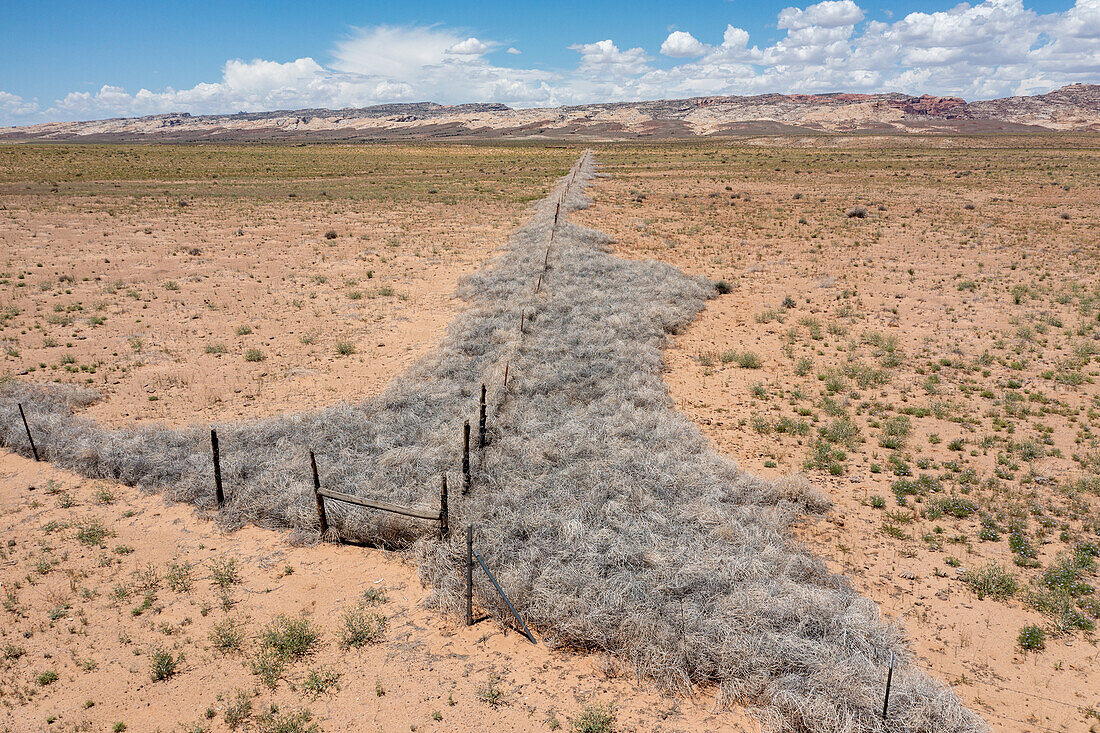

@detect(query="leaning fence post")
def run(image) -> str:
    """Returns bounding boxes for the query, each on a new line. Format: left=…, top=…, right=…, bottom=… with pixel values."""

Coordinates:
left=478, top=384, right=487, bottom=449
left=210, top=429, right=224, bottom=508
left=439, top=475, right=449, bottom=540
left=465, top=524, right=474, bottom=626
left=519, top=310, right=525, bottom=334
left=503, top=364, right=509, bottom=389
left=535, top=272, right=543, bottom=294
left=882, top=652, right=894, bottom=720
left=544, top=247, right=550, bottom=269
left=17, top=403, right=39, bottom=462
left=310, top=451, right=328, bottom=536
left=462, top=420, right=471, bottom=494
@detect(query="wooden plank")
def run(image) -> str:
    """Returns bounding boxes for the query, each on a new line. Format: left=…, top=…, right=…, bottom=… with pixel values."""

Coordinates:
left=316, top=487, right=440, bottom=521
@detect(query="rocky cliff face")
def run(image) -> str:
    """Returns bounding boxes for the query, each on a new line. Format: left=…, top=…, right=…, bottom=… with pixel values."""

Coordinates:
left=2, top=86, right=1096, bottom=141
left=960, top=84, right=1100, bottom=130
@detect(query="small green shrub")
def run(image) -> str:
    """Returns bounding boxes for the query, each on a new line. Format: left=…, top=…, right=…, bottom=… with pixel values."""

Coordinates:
left=1017, top=624, right=1045, bottom=651
left=572, top=702, right=615, bottom=733
left=166, top=562, right=194, bottom=593
left=75, top=520, right=114, bottom=546
left=340, top=607, right=387, bottom=648
left=260, top=616, right=321, bottom=660
left=210, top=557, right=241, bottom=589
left=210, top=617, right=247, bottom=653
left=255, top=705, right=319, bottom=733
left=150, top=648, right=183, bottom=681
left=249, top=649, right=286, bottom=690
left=962, top=562, right=1018, bottom=601
left=224, top=690, right=254, bottom=729
left=302, top=667, right=341, bottom=697
left=925, top=496, right=978, bottom=520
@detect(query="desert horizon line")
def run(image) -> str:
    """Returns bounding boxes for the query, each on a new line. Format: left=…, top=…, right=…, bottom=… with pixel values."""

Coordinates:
left=4, top=82, right=1098, bottom=130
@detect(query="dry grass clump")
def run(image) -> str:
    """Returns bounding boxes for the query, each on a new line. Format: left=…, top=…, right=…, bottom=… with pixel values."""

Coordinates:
left=0, top=154, right=981, bottom=732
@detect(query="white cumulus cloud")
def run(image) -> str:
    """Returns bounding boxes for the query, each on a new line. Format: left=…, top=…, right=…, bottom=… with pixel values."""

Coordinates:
left=447, top=37, right=490, bottom=55
left=661, top=31, right=708, bottom=57
left=570, top=40, right=650, bottom=76
left=778, top=0, right=866, bottom=29
left=0, top=91, right=39, bottom=118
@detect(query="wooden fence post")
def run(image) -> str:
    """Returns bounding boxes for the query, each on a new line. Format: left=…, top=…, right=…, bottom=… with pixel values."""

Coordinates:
left=310, top=451, right=328, bottom=535
left=17, top=403, right=39, bottom=462
left=462, top=420, right=471, bottom=494
left=466, top=524, right=474, bottom=626
left=439, top=474, right=449, bottom=540
left=210, top=429, right=224, bottom=508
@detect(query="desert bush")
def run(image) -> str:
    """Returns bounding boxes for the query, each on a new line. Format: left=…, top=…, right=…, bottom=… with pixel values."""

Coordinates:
left=846, top=205, right=868, bottom=218
left=149, top=647, right=183, bottom=681
left=260, top=616, right=321, bottom=660
left=75, top=519, right=114, bottom=546
left=255, top=705, right=319, bottom=733
left=302, top=667, right=341, bottom=697
left=963, top=562, right=1018, bottom=601
left=924, top=496, right=977, bottom=520
left=224, top=689, right=254, bottom=729
left=249, top=649, right=286, bottom=690
left=210, top=617, right=247, bottom=653
left=1017, top=624, right=1045, bottom=651
left=166, top=561, right=194, bottom=593
left=339, top=607, right=387, bottom=648
left=572, top=702, right=615, bottom=733
left=210, top=557, right=241, bottom=588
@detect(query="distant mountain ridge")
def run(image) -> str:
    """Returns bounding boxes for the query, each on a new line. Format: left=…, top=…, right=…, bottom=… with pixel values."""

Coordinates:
left=2, top=84, right=1097, bottom=141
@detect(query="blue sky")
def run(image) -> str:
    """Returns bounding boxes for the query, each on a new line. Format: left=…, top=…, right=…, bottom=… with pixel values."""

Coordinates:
left=1, top=0, right=1097, bottom=124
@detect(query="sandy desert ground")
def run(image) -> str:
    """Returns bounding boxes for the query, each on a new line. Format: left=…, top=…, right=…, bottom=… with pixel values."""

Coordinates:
left=2, top=137, right=1099, bottom=731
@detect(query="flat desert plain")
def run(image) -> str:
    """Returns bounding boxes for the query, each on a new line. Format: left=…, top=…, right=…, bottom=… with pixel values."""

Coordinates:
left=2, top=137, right=1099, bottom=732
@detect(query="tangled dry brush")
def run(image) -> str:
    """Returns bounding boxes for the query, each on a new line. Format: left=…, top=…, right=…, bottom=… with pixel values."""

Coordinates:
left=0, top=152, right=983, bottom=732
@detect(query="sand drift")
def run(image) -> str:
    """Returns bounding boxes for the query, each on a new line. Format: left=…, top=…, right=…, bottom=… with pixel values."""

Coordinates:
left=0, top=153, right=983, bottom=732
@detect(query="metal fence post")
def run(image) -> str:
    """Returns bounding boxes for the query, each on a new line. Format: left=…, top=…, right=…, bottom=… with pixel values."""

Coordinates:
left=478, top=385, right=487, bottom=449
left=465, top=524, right=474, bottom=626
left=17, top=403, right=39, bottom=462
left=882, top=652, right=894, bottom=720
left=439, top=474, right=449, bottom=540
left=210, top=429, right=224, bottom=508
left=462, top=420, right=471, bottom=494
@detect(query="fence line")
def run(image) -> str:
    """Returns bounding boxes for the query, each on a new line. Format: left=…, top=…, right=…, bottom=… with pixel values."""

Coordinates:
left=309, top=451, right=448, bottom=539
